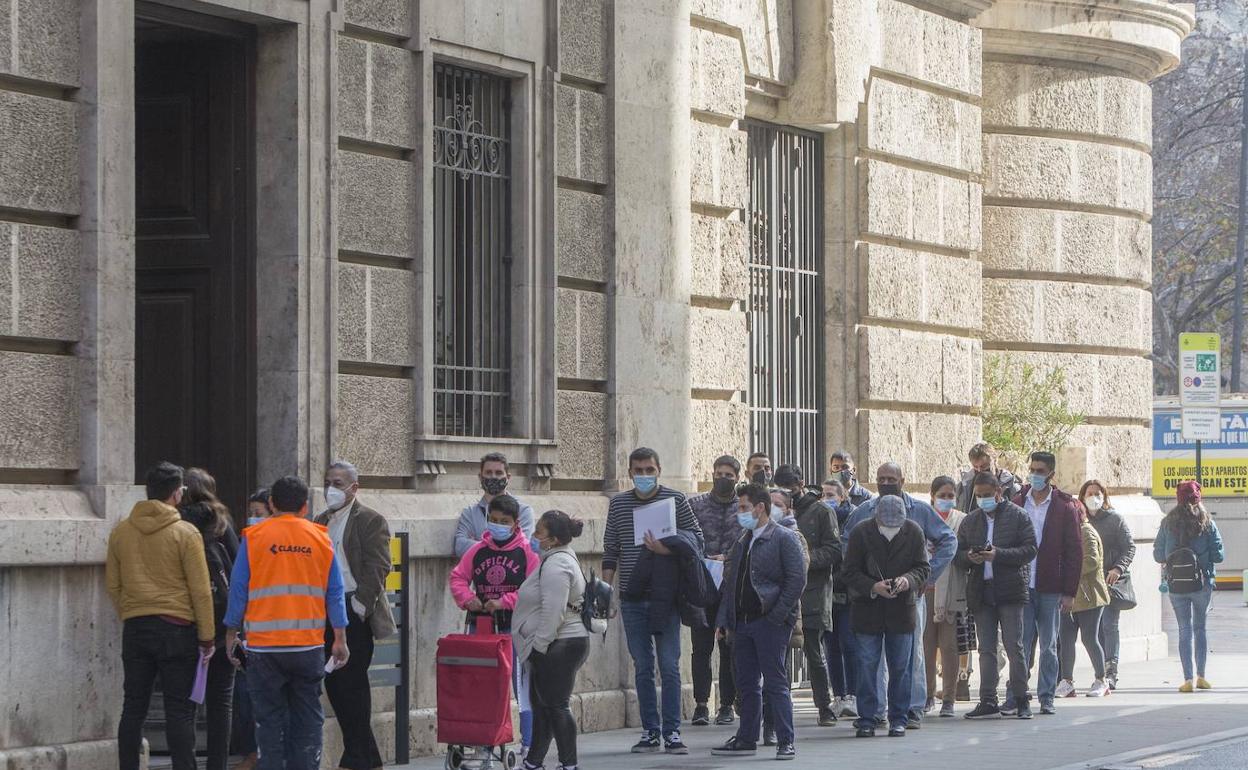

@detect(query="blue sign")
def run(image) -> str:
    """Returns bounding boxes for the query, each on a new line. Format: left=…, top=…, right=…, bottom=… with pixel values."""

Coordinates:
left=1153, top=410, right=1248, bottom=451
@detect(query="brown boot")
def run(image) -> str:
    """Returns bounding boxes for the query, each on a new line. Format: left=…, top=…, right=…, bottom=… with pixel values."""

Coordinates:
left=232, top=754, right=258, bottom=770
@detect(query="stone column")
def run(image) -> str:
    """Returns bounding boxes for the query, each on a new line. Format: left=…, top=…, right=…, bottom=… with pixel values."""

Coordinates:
left=976, top=0, right=1194, bottom=660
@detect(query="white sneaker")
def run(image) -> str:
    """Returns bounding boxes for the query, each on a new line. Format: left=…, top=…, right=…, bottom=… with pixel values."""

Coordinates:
left=1055, top=680, right=1076, bottom=699
left=839, top=695, right=858, bottom=718
left=1086, top=680, right=1110, bottom=698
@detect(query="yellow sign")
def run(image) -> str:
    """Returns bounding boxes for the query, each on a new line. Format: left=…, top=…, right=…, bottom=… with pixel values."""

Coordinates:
left=1152, top=458, right=1248, bottom=497
left=1179, top=333, right=1220, bottom=352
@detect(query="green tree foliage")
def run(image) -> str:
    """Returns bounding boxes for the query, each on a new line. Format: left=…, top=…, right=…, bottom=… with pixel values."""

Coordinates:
left=981, top=356, right=1085, bottom=471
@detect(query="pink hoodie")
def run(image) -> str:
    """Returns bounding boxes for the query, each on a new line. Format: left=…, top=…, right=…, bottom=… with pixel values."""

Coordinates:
left=449, top=530, right=539, bottom=610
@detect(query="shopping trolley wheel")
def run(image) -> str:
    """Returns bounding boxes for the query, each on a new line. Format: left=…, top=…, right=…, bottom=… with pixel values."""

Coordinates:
left=504, top=749, right=518, bottom=770
left=446, top=745, right=465, bottom=770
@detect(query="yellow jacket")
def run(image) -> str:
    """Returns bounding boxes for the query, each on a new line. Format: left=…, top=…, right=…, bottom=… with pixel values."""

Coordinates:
left=105, top=500, right=216, bottom=641
left=1073, top=520, right=1111, bottom=613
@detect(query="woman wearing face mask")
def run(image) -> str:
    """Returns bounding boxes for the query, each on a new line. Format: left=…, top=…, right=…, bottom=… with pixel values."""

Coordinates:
left=513, top=511, right=591, bottom=770
left=924, top=476, right=967, bottom=717
left=449, top=494, right=539, bottom=753
left=1055, top=502, right=1111, bottom=699
left=1154, top=481, right=1225, bottom=693
left=1080, top=480, right=1135, bottom=690
left=230, top=487, right=271, bottom=769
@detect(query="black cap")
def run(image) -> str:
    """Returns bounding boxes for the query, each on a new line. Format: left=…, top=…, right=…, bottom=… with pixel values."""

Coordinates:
left=773, top=464, right=803, bottom=487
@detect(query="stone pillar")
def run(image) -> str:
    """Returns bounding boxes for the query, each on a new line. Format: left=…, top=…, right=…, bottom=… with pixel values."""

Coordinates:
left=608, top=0, right=693, bottom=490
left=976, top=0, right=1194, bottom=659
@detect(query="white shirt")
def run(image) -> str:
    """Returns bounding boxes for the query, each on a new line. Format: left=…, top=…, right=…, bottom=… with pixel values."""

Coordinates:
left=327, top=504, right=358, bottom=594
left=984, top=514, right=996, bottom=581
left=1023, top=487, right=1053, bottom=589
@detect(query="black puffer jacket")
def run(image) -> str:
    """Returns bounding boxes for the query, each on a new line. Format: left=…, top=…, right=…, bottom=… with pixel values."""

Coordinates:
left=625, top=529, right=715, bottom=631
left=792, top=492, right=840, bottom=629
left=956, top=501, right=1037, bottom=610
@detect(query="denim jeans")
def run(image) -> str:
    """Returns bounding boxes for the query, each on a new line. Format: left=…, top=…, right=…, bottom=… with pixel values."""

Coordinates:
left=1006, top=589, right=1060, bottom=707
left=117, top=617, right=200, bottom=770
left=621, top=600, right=683, bottom=736
left=247, top=649, right=326, bottom=770
left=1098, top=606, right=1122, bottom=665
left=864, top=593, right=926, bottom=719
left=824, top=603, right=858, bottom=698
left=1170, top=584, right=1213, bottom=681
left=853, top=631, right=913, bottom=731
left=1059, top=607, right=1106, bottom=681
left=734, top=619, right=796, bottom=745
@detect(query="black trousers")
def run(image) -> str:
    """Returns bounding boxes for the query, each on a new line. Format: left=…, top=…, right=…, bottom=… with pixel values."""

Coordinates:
left=801, top=625, right=833, bottom=710
left=527, top=637, right=591, bottom=767
left=691, top=614, right=736, bottom=708
left=118, top=616, right=199, bottom=770
left=324, top=609, right=382, bottom=770
left=204, top=644, right=237, bottom=770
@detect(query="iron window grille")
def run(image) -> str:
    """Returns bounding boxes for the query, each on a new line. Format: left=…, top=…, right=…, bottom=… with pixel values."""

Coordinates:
left=432, top=63, right=513, bottom=438
left=746, top=122, right=825, bottom=478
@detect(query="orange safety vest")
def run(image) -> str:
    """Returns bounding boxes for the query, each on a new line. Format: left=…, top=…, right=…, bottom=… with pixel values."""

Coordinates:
left=243, top=514, right=335, bottom=648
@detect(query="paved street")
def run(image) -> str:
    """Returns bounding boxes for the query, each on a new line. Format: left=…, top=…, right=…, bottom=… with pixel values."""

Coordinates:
left=397, top=591, right=1248, bottom=770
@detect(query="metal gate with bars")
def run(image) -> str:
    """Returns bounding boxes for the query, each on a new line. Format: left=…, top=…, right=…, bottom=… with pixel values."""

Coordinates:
left=432, top=63, right=513, bottom=438
left=746, top=122, right=825, bottom=477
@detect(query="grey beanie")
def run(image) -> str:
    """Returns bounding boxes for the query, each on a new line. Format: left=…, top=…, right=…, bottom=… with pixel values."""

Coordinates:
left=875, top=495, right=907, bottom=528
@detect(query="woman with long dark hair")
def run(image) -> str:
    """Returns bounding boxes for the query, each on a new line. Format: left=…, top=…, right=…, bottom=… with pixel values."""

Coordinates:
left=1154, top=481, right=1225, bottom=693
left=1080, top=479, right=1135, bottom=690
left=178, top=468, right=240, bottom=770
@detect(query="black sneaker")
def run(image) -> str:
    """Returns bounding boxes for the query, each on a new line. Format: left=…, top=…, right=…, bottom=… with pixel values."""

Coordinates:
left=631, top=731, right=661, bottom=753
left=710, top=736, right=757, bottom=757
left=1039, top=701, right=1055, bottom=715
left=818, top=707, right=838, bottom=726
left=855, top=727, right=876, bottom=738
left=964, top=702, right=1002, bottom=720
left=664, top=732, right=689, bottom=755
left=715, top=706, right=736, bottom=725
left=873, top=715, right=887, bottom=727
left=999, top=703, right=1018, bottom=716
left=905, top=714, right=922, bottom=730
left=888, top=727, right=907, bottom=737
left=762, top=727, right=776, bottom=747
left=775, top=743, right=796, bottom=761
left=1018, top=702, right=1034, bottom=720
left=692, top=704, right=710, bottom=726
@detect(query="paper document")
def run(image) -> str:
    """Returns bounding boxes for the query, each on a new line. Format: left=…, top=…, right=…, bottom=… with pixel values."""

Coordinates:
left=632, top=497, right=677, bottom=546
left=189, top=649, right=211, bottom=704
left=704, top=558, right=724, bottom=589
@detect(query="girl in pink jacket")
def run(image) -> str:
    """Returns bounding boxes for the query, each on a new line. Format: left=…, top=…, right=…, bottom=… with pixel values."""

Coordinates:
left=449, top=494, right=539, bottom=632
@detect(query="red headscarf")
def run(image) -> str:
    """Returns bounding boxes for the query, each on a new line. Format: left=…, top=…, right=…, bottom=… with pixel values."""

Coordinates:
left=1176, top=480, right=1202, bottom=506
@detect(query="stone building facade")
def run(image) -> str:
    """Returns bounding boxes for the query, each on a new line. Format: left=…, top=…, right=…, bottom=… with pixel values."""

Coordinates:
left=0, top=0, right=1192, bottom=765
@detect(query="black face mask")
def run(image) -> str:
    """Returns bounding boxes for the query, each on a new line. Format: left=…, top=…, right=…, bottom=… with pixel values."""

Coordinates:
left=751, top=469, right=772, bottom=485
left=712, top=477, right=737, bottom=498
left=481, top=476, right=508, bottom=496
left=877, top=483, right=903, bottom=498
left=838, top=469, right=854, bottom=486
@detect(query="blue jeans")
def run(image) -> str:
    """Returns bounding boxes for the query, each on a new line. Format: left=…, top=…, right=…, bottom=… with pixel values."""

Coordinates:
left=853, top=631, right=913, bottom=731
left=734, top=619, right=796, bottom=745
left=824, top=603, right=858, bottom=698
left=621, top=600, right=682, bottom=735
left=1170, top=584, right=1213, bottom=681
left=247, top=649, right=326, bottom=770
left=1006, top=589, right=1060, bottom=708
left=864, top=594, right=926, bottom=719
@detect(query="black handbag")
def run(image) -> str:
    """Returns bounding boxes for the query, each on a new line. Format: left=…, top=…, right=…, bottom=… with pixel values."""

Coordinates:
left=1108, top=571, right=1137, bottom=611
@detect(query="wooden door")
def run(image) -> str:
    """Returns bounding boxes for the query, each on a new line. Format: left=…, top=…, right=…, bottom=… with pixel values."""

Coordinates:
left=135, top=21, right=253, bottom=513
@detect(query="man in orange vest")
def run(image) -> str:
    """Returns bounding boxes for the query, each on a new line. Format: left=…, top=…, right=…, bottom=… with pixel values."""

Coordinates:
left=225, top=475, right=349, bottom=769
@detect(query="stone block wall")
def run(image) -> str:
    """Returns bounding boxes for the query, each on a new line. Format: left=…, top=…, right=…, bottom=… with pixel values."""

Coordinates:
left=0, top=0, right=82, bottom=481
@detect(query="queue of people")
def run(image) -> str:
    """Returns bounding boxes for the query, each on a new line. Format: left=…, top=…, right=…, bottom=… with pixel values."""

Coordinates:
left=103, top=438, right=1224, bottom=769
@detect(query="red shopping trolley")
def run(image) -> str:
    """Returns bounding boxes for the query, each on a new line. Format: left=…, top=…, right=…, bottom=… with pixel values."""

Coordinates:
left=437, top=615, right=517, bottom=770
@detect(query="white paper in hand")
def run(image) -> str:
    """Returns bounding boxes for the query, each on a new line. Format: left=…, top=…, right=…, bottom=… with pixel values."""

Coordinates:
left=632, top=497, right=677, bottom=546
left=703, top=558, right=724, bottom=589
left=324, top=657, right=340, bottom=674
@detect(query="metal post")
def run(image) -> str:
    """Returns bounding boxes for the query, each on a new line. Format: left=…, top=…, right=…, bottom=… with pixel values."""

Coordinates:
left=1232, top=46, right=1248, bottom=392
left=1196, top=439, right=1204, bottom=487
left=396, top=531, right=410, bottom=764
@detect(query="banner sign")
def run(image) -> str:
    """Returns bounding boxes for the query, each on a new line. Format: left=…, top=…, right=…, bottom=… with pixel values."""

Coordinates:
left=1153, top=409, right=1248, bottom=496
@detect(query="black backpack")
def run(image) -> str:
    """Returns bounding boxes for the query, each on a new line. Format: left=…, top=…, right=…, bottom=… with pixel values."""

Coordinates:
left=1164, top=527, right=1203, bottom=595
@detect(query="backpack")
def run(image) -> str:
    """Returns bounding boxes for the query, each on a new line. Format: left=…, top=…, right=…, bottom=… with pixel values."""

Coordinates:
left=204, top=539, right=233, bottom=630
left=1164, top=526, right=1203, bottom=595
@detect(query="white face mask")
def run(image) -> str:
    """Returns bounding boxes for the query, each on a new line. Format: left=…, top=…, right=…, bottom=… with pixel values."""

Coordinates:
left=878, top=524, right=901, bottom=541
left=1085, top=494, right=1104, bottom=512
left=325, top=486, right=348, bottom=511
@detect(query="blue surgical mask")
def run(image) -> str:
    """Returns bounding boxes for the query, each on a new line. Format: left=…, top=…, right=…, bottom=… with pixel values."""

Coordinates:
left=934, top=498, right=955, bottom=514
left=977, top=497, right=998, bottom=513
left=633, top=475, right=658, bottom=495
left=1030, top=473, right=1049, bottom=491
left=486, top=522, right=514, bottom=542
left=771, top=504, right=786, bottom=521
left=737, top=511, right=758, bottom=530
left=246, top=517, right=264, bottom=527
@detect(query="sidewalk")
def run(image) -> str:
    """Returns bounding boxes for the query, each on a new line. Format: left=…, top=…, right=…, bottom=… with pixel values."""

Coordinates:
left=396, top=591, right=1248, bottom=770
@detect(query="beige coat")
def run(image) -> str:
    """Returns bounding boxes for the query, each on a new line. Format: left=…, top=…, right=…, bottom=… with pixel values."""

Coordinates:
left=932, top=509, right=968, bottom=623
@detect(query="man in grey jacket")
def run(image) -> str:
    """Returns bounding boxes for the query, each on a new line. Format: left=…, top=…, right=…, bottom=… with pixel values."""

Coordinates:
left=712, top=484, right=807, bottom=761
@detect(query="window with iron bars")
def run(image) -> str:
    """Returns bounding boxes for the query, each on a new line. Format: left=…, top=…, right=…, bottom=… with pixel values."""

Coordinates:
left=746, top=122, right=825, bottom=478
left=432, top=63, right=513, bottom=438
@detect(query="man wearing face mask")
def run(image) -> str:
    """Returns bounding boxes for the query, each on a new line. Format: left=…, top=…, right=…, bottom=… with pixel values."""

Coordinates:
left=955, top=443, right=1021, bottom=515
left=773, top=464, right=841, bottom=727
left=1001, top=451, right=1083, bottom=716
left=842, top=462, right=956, bottom=729
left=746, top=452, right=773, bottom=486
left=956, top=473, right=1037, bottom=720
left=454, top=452, right=536, bottom=558
left=689, top=455, right=745, bottom=727
left=602, top=447, right=703, bottom=755
left=314, top=461, right=396, bottom=770
left=829, top=451, right=874, bottom=509
left=711, top=483, right=807, bottom=760
left=840, top=496, right=931, bottom=738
